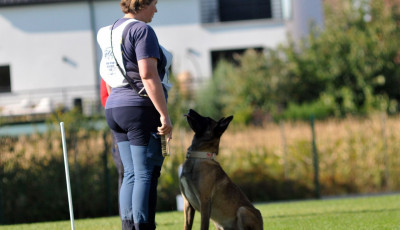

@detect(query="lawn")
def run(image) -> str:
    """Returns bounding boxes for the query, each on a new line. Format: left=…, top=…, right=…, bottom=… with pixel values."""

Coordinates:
left=1, top=194, right=399, bottom=230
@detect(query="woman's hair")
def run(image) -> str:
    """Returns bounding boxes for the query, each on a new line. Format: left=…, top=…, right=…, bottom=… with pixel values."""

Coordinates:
left=120, top=0, right=154, bottom=14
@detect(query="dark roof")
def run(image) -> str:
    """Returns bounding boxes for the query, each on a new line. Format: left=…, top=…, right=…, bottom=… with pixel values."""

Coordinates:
left=0, top=0, right=101, bottom=7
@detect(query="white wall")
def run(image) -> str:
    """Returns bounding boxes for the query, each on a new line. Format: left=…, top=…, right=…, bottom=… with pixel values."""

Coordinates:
left=0, top=2, right=96, bottom=91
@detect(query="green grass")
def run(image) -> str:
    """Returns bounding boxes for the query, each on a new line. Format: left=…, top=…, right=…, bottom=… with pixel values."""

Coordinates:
left=1, top=194, right=399, bottom=230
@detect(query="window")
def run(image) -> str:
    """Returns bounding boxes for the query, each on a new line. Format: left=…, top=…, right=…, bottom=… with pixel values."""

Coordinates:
left=219, top=0, right=272, bottom=22
left=201, top=0, right=278, bottom=23
left=0, top=65, right=11, bottom=93
left=211, top=47, right=264, bottom=71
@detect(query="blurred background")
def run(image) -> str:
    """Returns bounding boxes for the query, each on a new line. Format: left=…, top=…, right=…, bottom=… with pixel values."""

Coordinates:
left=1, top=0, right=400, bottom=225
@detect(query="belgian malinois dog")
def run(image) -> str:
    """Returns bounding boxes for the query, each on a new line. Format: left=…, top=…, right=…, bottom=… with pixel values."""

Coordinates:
left=179, top=109, right=263, bottom=230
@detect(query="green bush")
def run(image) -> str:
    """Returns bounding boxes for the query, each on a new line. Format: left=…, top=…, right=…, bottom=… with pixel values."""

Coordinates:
left=195, top=50, right=276, bottom=125
left=192, top=0, right=400, bottom=124
left=280, top=96, right=336, bottom=121
left=0, top=132, right=119, bottom=224
left=194, top=60, right=235, bottom=121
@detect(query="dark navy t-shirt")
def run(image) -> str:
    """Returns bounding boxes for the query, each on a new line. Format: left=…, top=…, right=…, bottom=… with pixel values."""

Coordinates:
left=105, top=18, right=167, bottom=109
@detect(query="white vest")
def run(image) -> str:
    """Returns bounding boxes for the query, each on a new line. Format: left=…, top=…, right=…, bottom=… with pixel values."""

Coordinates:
left=97, top=19, right=172, bottom=91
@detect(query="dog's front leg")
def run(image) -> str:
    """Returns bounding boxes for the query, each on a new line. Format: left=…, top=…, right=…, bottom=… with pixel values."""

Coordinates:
left=200, top=199, right=212, bottom=230
left=183, top=196, right=195, bottom=230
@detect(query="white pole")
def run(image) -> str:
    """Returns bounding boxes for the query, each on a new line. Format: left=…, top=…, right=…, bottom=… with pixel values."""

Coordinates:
left=60, top=122, right=75, bottom=230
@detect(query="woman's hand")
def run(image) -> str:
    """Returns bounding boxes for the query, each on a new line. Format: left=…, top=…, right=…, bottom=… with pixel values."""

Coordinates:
left=158, top=115, right=172, bottom=141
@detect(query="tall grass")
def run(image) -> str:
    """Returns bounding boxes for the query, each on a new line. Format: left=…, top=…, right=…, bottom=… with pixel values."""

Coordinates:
left=1, top=114, right=399, bottom=224
left=169, top=113, right=400, bottom=194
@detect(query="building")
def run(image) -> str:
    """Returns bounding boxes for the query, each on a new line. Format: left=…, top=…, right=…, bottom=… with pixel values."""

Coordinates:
left=0, top=0, right=324, bottom=116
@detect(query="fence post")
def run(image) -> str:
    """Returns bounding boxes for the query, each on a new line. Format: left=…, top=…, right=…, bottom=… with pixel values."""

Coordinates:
left=310, top=115, right=321, bottom=199
left=0, top=170, right=3, bottom=224
left=380, top=112, right=390, bottom=189
left=279, top=120, right=289, bottom=179
left=103, top=131, right=112, bottom=216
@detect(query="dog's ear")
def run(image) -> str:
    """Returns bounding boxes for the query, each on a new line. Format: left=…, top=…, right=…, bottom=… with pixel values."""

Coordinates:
left=215, top=115, right=233, bottom=136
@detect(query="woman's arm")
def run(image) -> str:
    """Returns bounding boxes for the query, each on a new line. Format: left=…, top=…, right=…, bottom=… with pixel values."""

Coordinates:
left=138, top=57, right=173, bottom=140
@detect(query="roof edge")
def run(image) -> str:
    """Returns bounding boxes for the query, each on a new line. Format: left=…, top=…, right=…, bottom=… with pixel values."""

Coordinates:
left=0, top=0, right=106, bottom=7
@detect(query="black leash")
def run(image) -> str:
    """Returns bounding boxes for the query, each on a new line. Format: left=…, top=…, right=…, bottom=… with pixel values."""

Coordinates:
left=110, top=19, right=148, bottom=97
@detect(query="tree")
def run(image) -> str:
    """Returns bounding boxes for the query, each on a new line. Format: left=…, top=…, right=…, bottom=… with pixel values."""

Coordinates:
left=193, top=0, right=400, bottom=124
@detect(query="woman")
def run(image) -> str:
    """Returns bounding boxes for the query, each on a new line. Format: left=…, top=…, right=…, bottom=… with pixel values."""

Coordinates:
left=97, top=0, right=173, bottom=229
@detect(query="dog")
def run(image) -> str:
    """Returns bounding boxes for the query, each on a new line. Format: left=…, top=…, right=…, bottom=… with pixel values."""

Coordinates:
left=179, top=109, right=264, bottom=230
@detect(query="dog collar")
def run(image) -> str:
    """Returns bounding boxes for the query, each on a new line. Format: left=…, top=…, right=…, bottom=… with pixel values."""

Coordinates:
left=186, top=151, right=217, bottom=160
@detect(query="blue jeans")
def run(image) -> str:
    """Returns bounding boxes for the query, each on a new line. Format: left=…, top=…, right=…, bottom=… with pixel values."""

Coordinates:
left=117, top=132, right=164, bottom=225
